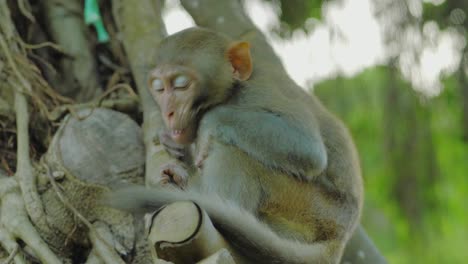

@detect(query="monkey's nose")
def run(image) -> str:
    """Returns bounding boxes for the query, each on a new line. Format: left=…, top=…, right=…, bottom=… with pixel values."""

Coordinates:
left=167, top=111, right=174, bottom=120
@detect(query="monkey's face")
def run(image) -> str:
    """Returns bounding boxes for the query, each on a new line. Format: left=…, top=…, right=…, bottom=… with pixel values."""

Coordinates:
left=148, top=64, right=206, bottom=145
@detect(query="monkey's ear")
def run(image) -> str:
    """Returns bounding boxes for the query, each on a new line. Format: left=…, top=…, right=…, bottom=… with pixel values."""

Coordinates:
left=227, top=41, right=252, bottom=81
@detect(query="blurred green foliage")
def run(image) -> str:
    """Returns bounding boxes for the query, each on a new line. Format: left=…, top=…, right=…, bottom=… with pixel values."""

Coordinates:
left=278, top=0, right=322, bottom=27
left=265, top=0, right=328, bottom=35
left=423, top=1, right=467, bottom=29
left=314, top=67, right=468, bottom=263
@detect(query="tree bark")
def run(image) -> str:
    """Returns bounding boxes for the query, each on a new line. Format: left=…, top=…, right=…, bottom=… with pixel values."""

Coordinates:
left=147, top=201, right=236, bottom=263
left=42, top=0, right=102, bottom=102
left=111, top=0, right=174, bottom=187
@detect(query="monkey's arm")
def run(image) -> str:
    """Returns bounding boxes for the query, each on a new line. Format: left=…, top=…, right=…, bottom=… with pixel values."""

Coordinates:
left=199, top=106, right=327, bottom=179
left=103, top=186, right=336, bottom=264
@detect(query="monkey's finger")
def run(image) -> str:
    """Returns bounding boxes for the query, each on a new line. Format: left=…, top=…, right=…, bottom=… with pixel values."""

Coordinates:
left=163, top=140, right=185, bottom=151
left=159, top=130, right=184, bottom=148
left=160, top=164, right=188, bottom=189
left=195, top=151, right=209, bottom=168
left=160, top=135, right=186, bottom=158
left=159, top=177, right=171, bottom=185
left=170, top=167, right=189, bottom=189
left=160, top=144, right=184, bottom=157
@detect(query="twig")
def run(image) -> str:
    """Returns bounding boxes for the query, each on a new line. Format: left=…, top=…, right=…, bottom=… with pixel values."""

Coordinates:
left=1, top=243, right=19, bottom=264
left=97, top=83, right=138, bottom=105
left=17, top=0, right=35, bottom=22
left=28, top=52, right=57, bottom=75
left=17, top=39, right=63, bottom=53
left=4, top=35, right=74, bottom=123
left=48, top=84, right=139, bottom=121
left=1, top=157, right=14, bottom=176
left=64, top=221, right=78, bottom=246
left=105, top=71, right=121, bottom=91
left=98, top=54, right=129, bottom=73
left=13, top=51, right=74, bottom=105
left=0, top=35, right=31, bottom=93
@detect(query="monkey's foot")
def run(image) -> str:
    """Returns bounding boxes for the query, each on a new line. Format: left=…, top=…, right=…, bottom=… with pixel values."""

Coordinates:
left=160, top=163, right=189, bottom=189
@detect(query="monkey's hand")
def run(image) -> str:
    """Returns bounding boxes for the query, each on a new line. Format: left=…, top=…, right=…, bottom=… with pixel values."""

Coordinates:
left=159, top=162, right=189, bottom=189
left=158, top=129, right=186, bottom=159
left=194, top=134, right=213, bottom=169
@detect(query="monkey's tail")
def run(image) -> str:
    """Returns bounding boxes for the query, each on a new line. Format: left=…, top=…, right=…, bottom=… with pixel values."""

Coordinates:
left=103, top=186, right=332, bottom=264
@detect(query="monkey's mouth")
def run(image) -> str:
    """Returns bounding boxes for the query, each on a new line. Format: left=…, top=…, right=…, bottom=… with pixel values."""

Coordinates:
left=170, top=125, right=195, bottom=145
left=171, top=129, right=186, bottom=140
left=167, top=112, right=198, bottom=145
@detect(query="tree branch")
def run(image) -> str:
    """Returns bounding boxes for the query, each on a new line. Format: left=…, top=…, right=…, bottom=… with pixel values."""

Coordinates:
left=42, top=0, right=102, bottom=101
left=111, top=0, right=174, bottom=187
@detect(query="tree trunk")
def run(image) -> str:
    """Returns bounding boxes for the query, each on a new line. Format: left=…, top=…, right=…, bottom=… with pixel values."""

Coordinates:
left=384, top=63, right=439, bottom=227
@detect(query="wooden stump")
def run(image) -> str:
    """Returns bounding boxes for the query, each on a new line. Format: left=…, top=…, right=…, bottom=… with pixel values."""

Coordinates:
left=196, top=249, right=235, bottom=264
left=146, top=201, right=236, bottom=264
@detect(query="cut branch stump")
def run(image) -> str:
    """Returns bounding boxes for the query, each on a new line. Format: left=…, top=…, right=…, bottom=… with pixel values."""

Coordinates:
left=146, top=201, right=236, bottom=264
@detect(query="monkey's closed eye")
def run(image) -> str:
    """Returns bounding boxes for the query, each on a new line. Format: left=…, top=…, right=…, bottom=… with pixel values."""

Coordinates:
left=173, top=75, right=190, bottom=89
left=152, top=78, right=164, bottom=92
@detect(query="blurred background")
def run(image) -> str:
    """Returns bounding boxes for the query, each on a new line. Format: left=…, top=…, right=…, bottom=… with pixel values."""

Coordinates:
left=163, top=0, right=467, bottom=263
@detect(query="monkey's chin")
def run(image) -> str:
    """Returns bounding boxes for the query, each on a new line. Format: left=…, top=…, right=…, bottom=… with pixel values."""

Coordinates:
left=171, top=128, right=194, bottom=145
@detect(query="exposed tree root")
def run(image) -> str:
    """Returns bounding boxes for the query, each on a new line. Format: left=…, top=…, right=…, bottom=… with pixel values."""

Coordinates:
left=14, top=81, right=56, bottom=245
left=88, top=222, right=126, bottom=264
left=0, top=239, right=20, bottom=264
left=0, top=177, right=61, bottom=264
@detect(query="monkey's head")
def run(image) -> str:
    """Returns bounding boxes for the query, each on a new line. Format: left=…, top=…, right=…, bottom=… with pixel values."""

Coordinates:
left=148, top=27, right=252, bottom=145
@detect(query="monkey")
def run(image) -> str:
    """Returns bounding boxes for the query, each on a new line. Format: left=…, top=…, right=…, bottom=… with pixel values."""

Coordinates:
left=105, top=27, right=363, bottom=263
